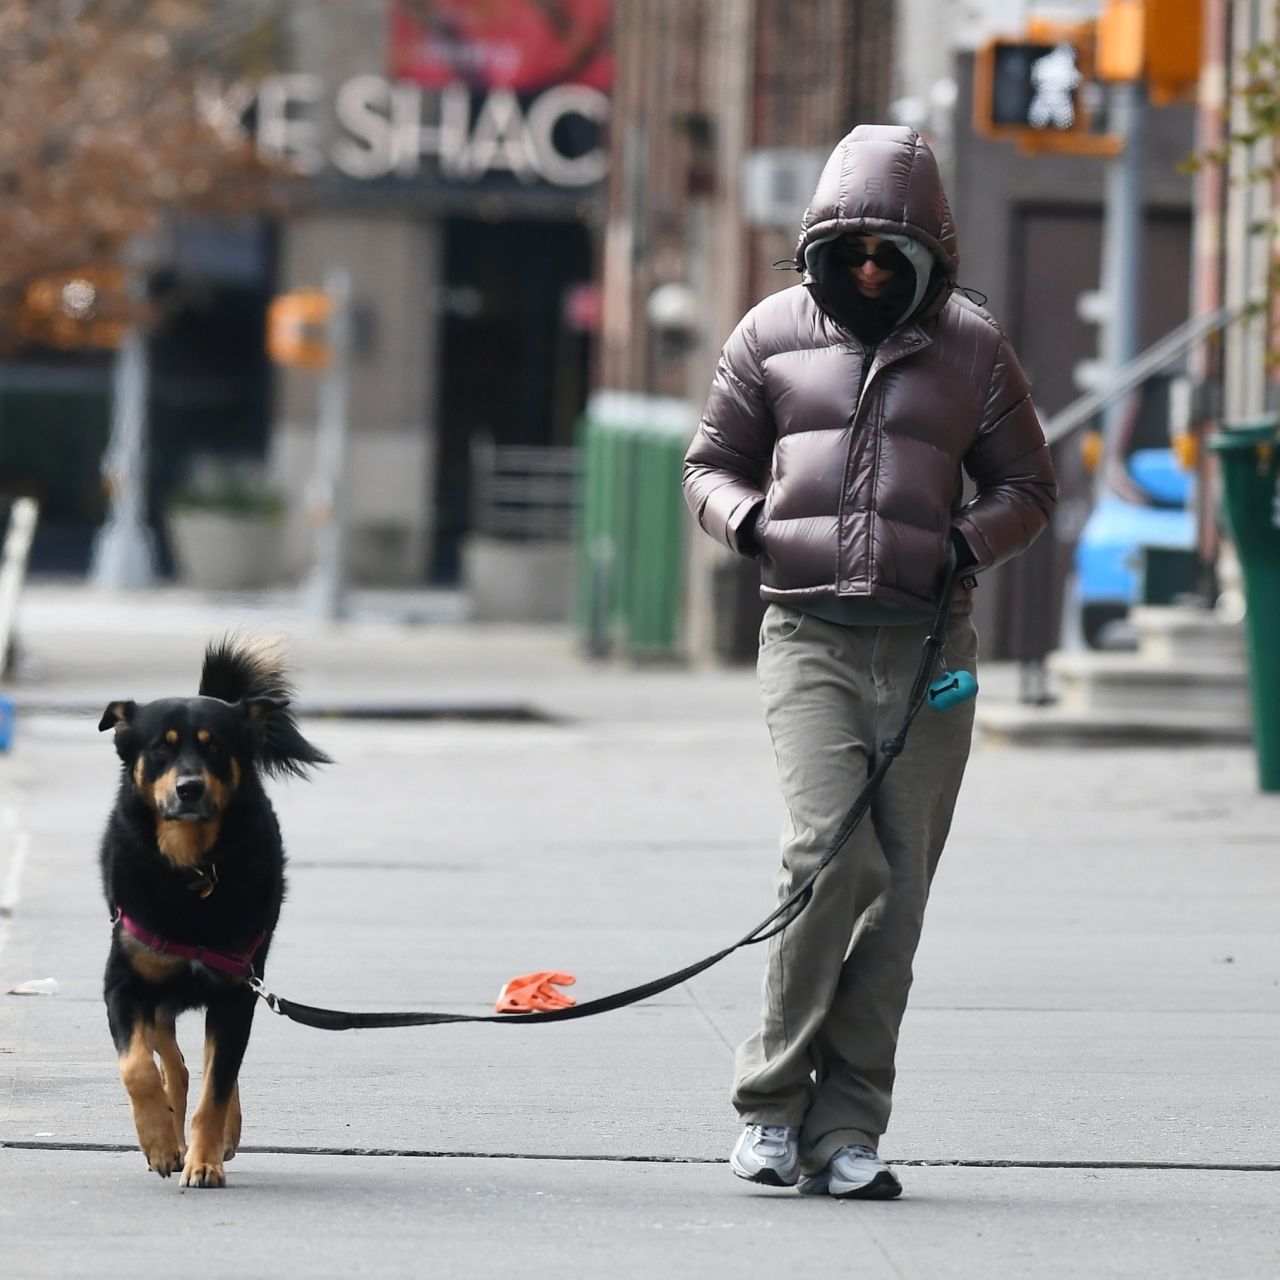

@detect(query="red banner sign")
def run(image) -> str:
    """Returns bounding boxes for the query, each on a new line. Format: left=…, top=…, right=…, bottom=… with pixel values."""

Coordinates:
left=390, top=1, right=613, bottom=94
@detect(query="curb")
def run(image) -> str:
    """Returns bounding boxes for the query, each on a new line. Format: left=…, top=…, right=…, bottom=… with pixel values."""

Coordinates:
left=976, top=703, right=1252, bottom=748
left=4, top=698, right=566, bottom=725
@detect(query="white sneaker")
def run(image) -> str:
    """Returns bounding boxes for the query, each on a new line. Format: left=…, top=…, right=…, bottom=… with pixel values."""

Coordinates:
left=798, top=1144, right=902, bottom=1199
left=729, top=1124, right=800, bottom=1186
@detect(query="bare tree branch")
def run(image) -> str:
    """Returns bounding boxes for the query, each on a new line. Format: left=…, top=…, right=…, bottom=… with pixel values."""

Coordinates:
left=0, top=0, right=288, bottom=348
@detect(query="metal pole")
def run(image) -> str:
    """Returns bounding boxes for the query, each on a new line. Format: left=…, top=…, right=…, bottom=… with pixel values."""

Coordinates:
left=300, top=267, right=352, bottom=621
left=88, top=322, right=158, bottom=589
left=0, top=497, right=39, bottom=676
left=1099, top=79, right=1146, bottom=450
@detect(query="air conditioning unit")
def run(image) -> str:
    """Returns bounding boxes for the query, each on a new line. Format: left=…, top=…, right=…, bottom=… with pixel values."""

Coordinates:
left=742, top=148, right=825, bottom=228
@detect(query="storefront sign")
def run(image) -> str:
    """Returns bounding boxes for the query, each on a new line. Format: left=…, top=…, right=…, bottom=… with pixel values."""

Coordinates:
left=389, top=0, right=612, bottom=94
left=198, top=74, right=609, bottom=188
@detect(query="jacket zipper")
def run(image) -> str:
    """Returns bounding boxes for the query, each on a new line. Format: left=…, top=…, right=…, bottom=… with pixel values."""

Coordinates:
left=839, top=341, right=879, bottom=596
left=854, top=341, right=879, bottom=414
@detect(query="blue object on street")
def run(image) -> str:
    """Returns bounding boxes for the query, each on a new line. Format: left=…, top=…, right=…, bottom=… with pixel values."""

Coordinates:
left=1076, top=495, right=1196, bottom=604
left=1127, top=448, right=1193, bottom=507
left=0, top=696, right=14, bottom=751
left=1075, top=447, right=1196, bottom=646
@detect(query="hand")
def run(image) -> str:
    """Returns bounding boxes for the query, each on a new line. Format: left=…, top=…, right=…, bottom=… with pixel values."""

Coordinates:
left=949, top=528, right=977, bottom=571
left=737, top=503, right=764, bottom=557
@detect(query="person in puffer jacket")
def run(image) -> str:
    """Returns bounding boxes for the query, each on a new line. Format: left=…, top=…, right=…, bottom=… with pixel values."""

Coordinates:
left=683, top=125, right=1056, bottom=1200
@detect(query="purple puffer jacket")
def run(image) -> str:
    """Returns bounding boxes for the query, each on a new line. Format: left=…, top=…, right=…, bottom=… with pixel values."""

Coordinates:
left=682, top=125, right=1057, bottom=614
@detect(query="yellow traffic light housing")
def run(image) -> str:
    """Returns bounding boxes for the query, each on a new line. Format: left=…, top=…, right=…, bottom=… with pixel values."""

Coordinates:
left=1097, top=1, right=1146, bottom=81
left=1094, top=0, right=1202, bottom=100
left=267, top=289, right=333, bottom=369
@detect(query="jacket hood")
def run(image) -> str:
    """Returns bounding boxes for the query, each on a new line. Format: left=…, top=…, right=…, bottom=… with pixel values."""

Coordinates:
left=794, top=125, right=959, bottom=320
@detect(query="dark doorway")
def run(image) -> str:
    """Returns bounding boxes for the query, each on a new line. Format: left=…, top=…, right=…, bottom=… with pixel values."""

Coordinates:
left=1012, top=206, right=1192, bottom=417
left=0, top=360, right=111, bottom=573
left=430, top=217, right=593, bottom=583
left=991, top=204, right=1192, bottom=663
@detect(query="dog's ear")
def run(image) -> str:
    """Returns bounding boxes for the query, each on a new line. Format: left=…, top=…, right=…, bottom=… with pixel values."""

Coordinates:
left=98, top=701, right=137, bottom=733
left=239, top=696, right=330, bottom=778
left=241, top=697, right=288, bottom=739
left=100, top=700, right=139, bottom=764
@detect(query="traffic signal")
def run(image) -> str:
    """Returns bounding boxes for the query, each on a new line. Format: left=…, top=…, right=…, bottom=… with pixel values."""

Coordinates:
left=1096, top=0, right=1202, bottom=102
left=976, top=38, right=1089, bottom=138
left=266, top=289, right=333, bottom=369
left=975, top=24, right=1121, bottom=156
left=1096, top=1, right=1145, bottom=81
left=982, top=42, right=1076, bottom=133
left=1144, top=0, right=1201, bottom=102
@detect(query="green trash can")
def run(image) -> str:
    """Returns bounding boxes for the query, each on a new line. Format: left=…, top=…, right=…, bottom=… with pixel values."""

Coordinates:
left=576, top=393, right=694, bottom=660
left=576, top=405, right=614, bottom=655
left=625, top=403, right=691, bottom=658
left=577, top=395, right=636, bottom=656
left=1209, top=416, right=1280, bottom=791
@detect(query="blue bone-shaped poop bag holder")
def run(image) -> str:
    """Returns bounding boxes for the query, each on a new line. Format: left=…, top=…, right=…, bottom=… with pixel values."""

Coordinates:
left=927, top=668, right=978, bottom=711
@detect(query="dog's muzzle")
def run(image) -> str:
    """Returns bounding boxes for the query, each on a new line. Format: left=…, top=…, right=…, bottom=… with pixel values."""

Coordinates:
left=161, top=774, right=215, bottom=821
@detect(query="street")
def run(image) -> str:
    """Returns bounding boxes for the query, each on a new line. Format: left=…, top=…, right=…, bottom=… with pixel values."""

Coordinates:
left=0, top=0, right=1274, bottom=1274
left=1, top=596, right=1278, bottom=1277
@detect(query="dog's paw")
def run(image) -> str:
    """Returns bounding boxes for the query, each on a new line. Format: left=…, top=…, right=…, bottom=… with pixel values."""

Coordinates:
left=142, top=1141, right=183, bottom=1179
left=222, top=1107, right=241, bottom=1162
left=179, top=1157, right=226, bottom=1188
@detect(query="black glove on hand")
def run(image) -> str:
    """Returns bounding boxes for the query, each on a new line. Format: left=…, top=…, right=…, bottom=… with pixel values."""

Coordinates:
left=737, top=503, right=763, bottom=557
left=950, top=528, right=978, bottom=571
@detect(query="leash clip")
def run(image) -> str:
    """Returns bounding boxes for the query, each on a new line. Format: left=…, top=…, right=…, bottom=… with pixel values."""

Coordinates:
left=248, top=975, right=282, bottom=1014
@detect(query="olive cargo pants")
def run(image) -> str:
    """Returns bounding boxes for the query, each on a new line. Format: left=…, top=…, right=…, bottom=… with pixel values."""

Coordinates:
left=733, top=604, right=977, bottom=1174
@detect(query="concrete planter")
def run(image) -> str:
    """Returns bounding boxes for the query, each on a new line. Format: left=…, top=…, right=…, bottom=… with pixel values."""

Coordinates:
left=167, top=509, right=284, bottom=591
left=463, top=535, right=574, bottom=623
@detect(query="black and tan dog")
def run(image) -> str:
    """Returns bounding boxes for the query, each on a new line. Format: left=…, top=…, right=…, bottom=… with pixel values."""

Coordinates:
left=98, top=636, right=328, bottom=1187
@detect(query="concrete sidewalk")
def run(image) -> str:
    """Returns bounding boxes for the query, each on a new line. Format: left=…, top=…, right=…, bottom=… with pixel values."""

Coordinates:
left=1, top=578, right=1028, bottom=723
left=1, top=580, right=1278, bottom=1277
left=2, top=579, right=765, bottom=724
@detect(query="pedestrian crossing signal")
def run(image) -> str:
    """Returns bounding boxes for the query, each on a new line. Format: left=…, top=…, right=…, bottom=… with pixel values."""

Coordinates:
left=974, top=27, right=1121, bottom=156
left=976, top=39, right=1087, bottom=138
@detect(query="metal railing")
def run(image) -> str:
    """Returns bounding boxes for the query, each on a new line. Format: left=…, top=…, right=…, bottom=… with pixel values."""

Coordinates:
left=1040, top=305, right=1237, bottom=446
left=469, top=434, right=579, bottom=542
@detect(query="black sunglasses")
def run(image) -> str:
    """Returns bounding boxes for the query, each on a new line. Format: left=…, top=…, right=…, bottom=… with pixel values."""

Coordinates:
left=833, top=242, right=901, bottom=270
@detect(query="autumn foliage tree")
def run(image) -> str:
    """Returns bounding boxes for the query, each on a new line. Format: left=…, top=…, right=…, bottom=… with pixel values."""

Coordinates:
left=1187, top=4, right=1280, bottom=363
left=0, top=0, right=284, bottom=350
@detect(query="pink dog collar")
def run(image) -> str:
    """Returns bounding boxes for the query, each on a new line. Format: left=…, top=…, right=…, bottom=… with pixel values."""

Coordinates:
left=114, top=910, right=264, bottom=979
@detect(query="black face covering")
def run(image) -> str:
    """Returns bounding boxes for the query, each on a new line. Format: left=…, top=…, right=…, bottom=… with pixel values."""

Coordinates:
left=811, top=240, right=919, bottom=346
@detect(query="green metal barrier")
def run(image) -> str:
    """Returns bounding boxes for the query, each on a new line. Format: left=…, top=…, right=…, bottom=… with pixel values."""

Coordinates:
left=1209, top=416, right=1280, bottom=791
left=577, top=393, right=695, bottom=659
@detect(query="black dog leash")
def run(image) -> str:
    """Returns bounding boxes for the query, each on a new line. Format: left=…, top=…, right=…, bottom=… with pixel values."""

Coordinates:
left=250, top=564, right=968, bottom=1031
